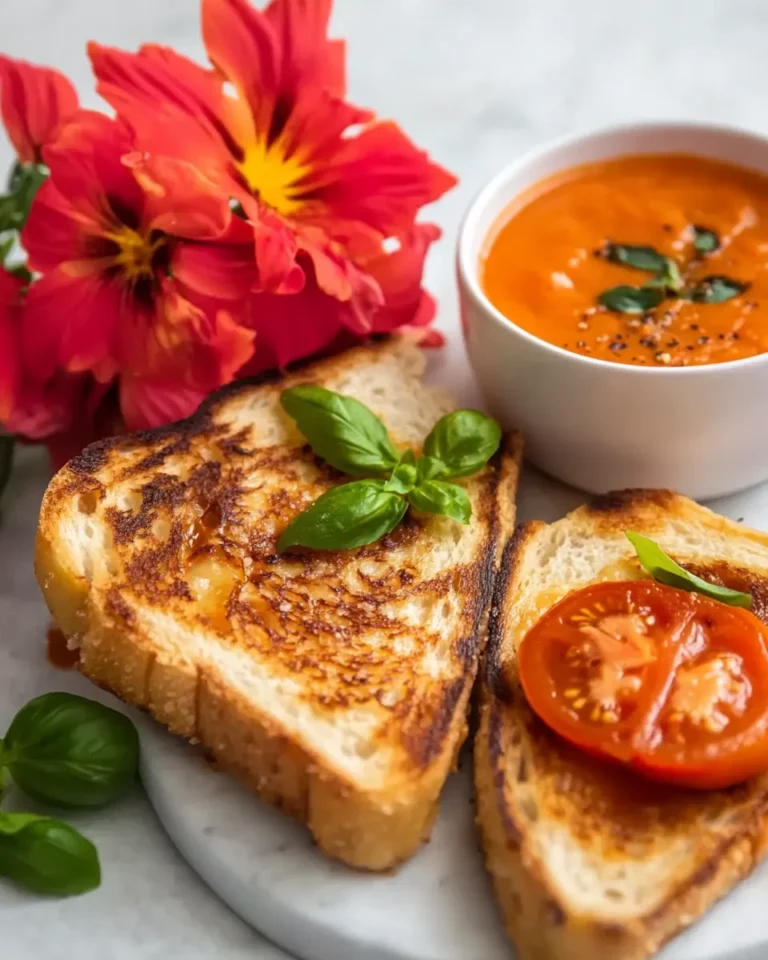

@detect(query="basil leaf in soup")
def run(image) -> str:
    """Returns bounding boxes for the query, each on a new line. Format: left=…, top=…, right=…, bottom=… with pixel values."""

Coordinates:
left=692, top=225, right=720, bottom=254
left=598, top=285, right=665, bottom=314
left=681, top=276, right=748, bottom=304
left=605, top=244, right=668, bottom=273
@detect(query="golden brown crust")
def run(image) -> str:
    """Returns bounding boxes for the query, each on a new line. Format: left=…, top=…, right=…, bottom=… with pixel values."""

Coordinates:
left=37, top=340, right=523, bottom=869
left=476, top=489, right=768, bottom=960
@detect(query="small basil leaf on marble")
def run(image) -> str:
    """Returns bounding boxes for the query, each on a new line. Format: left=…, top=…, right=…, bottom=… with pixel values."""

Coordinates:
left=3, top=692, right=140, bottom=809
left=598, top=285, right=665, bottom=314
left=278, top=480, right=407, bottom=552
left=605, top=243, right=668, bottom=273
left=0, top=812, right=100, bottom=896
left=626, top=531, right=752, bottom=608
left=408, top=480, right=472, bottom=524
left=692, top=225, right=720, bottom=255
left=681, top=275, right=748, bottom=304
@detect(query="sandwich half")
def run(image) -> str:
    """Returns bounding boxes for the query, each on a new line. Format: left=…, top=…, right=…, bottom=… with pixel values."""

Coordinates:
left=37, top=338, right=521, bottom=869
left=476, top=489, right=768, bottom=960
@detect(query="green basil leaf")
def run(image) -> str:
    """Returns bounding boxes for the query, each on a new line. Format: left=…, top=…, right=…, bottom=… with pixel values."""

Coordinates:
left=408, top=480, right=472, bottom=524
left=4, top=693, right=139, bottom=809
left=598, top=285, right=665, bottom=314
left=606, top=243, right=668, bottom=273
left=643, top=258, right=682, bottom=293
left=279, top=479, right=407, bottom=551
left=384, top=449, right=417, bottom=495
left=416, top=455, right=448, bottom=483
left=0, top=812, right=100, bottom=896
left=423, top=410, right=501, bottom=478
left=281, top=386, right=398, bottom=476
left=680, top=275, right=748, bottom=304
left=692, top=225, right=720, bottom=254
left=625, top=531, right=752, bottom=608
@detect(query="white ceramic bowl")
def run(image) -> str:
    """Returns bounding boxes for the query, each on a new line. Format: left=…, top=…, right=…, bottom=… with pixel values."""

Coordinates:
left=457, top=122, right=768, bottom=500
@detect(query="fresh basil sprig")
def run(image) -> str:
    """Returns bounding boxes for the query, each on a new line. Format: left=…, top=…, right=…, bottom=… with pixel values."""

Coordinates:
left=0, top=692, right=140, bottom=898
left=626, top=531, right=752, bottom=608
left=681, top=275, right=748, bottom=304
left=598, top=285, right=665, bottom=314
left=597, top=235, right=746, bottom=315
left=0, top=812, right=100, bottom=896
left=2, top=692, right=139, bottom=808
left=605, top=243, right=668, bottom=273
left=278, top=388, right=502, bottom=551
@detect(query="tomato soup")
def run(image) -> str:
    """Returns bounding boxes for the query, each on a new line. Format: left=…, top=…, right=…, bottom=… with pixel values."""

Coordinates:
left=481, top=154, right=768, bottom=366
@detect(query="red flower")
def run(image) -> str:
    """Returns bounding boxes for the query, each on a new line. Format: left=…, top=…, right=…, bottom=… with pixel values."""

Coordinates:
left=20, top=110, right=255, bottom=429
left=0, top=269, right=23, bottom=421
left=87, top=0, right=456, bottom=347
left=0, top=56, right=78, bottom=164
left=0, top=266, right=114, bottom=466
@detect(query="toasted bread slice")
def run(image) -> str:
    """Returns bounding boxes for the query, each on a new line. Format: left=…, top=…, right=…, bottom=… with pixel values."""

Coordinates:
left=476, top=489, right=768, bottom=960
left=36, top=338, right=521, bottom=870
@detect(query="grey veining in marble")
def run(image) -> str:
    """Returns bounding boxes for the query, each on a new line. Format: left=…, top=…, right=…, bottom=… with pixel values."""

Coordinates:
left=4, top=0, right=768, bottom=956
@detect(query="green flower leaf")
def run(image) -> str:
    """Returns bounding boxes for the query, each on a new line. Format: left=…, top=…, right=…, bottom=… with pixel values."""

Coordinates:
left=4, top=693, right=139, bottom=809
left=598, top=285, right=665, bottom=314
left=384, top=450, right=417, bottom=495
left=278, top=480, right=407, bottom=552
left=408, top=480, right=472, bottom=524
left=0, top=811, right=100, bottom=896
left=681, top=275, right=748, bottom=304
left=692, top=225, right=720, bottom=254
left=625, top=531, right=752, bottom=608
left=281, top=386, right=398, bottom=476
left=605, top=243, right=668, bottom=273
left=423, top=410, right=501, bottom=478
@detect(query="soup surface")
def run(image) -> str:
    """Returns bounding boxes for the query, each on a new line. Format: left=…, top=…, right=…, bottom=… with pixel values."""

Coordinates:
left=481, top=153, right=768, bottom=366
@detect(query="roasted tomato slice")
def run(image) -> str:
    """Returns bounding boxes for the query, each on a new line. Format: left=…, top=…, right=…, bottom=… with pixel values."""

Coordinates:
left=518, top=580, right=768, bottom=789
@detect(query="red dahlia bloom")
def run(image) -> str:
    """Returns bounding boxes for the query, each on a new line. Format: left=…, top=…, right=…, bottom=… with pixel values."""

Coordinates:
left=87, top=0, right=456, bottom=352
left=0, top=55, right=78, bottom=164
left=0, top=267, right=113, bottom=461
left=21, top=111, right=255, bottom=429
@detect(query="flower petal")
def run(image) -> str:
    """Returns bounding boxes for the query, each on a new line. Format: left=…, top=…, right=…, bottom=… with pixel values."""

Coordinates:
left=0, top=270, right=23, bottom=422
left=88, top=41, right=248, bottom=177
left=299, top=120, right=457, bottom=236
left=0, top=55, right=78, bottom=163
left=21, top=269, right=120, bottom=382
left=353, top=223, right=442, bottom=334
left=126, top=152, right=232, bottom=240
left=295, top=226, right=382, bottom=331
left=39, top=110, right=143, bottom=237
left=171, top=223, right=257, bottom=302
left=119, top=375, right=209, bottom=431
left=22, top=179, right=92, bottom=275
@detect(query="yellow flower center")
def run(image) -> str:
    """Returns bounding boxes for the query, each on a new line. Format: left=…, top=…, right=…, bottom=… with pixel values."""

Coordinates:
left=107, top=227, right=165, bottom=283
left=238, top=139, right=310, bottom=216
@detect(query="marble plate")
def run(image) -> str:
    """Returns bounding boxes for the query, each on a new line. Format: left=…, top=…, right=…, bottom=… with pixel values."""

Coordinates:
left=140, top=470, right=768, bottom=960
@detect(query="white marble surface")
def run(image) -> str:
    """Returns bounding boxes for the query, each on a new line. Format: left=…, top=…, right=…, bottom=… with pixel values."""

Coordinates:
left=5, top=0, right=768, bottom=957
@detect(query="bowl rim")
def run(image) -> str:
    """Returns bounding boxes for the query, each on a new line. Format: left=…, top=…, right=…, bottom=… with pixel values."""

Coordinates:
left=457, top=118, right=768, bottom=378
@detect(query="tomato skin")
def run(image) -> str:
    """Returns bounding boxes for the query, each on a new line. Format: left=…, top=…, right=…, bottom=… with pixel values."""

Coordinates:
left=519, top=580, right=768, bottom=791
